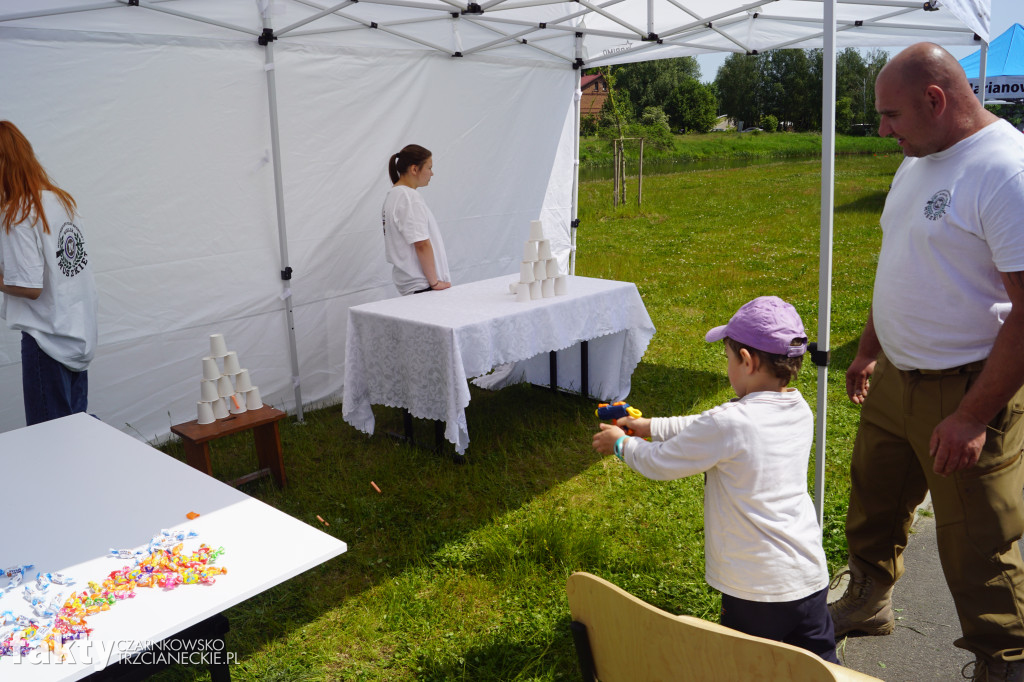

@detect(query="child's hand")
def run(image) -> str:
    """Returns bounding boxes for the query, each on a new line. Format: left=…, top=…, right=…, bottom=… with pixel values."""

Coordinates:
left=616, top=416, right=651, bottom=438
left=592, top=423, right=626, bottom=455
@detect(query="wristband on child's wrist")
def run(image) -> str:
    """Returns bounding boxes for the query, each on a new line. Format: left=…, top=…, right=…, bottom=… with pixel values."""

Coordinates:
left=614, top=435, right=627, bottom=460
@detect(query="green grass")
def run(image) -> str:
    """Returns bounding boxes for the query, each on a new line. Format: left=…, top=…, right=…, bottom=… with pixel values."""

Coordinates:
left=580, top=131, right=900, bottom=166
left=154, top=151, right=902, bottom=680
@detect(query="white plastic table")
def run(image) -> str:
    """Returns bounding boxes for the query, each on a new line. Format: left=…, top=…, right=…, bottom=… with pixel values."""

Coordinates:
left=342, top=274, right=656, bottom=454
left=0, top=413, right=347, bottom=681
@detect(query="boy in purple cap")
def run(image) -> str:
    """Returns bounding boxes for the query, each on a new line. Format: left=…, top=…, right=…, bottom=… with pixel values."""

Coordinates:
left=591, top=296, right=836, bottom=663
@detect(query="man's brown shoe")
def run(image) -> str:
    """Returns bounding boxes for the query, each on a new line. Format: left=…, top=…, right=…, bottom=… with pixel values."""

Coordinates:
left=828, top=564, right=895, bottom=637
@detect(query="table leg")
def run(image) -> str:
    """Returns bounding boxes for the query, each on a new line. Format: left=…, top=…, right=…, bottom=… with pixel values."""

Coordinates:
left=253, top=422, right=286, bottom=488
left=403, top=409, right=414, bottom=442
left=549, top=350, right=558, bottom=391
left=182, top=440, right=213, bottom=477
left=581, top=340, right=589, bottom=397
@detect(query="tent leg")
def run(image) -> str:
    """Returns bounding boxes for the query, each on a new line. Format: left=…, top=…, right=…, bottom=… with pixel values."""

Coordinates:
left=262, top=18, right=304, bottom=422
left=570, top=37, right=582, bottom=276
left=977, top=42, right=989, bottom=106
left=813, top=0, right=838, bottom=528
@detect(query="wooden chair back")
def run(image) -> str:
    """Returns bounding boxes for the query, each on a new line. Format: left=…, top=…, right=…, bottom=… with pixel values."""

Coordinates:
left=566, top=571, right=880, bottom=682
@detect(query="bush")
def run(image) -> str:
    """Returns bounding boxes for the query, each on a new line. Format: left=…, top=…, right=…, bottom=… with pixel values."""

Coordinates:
left=759, top=114, right=779, bottom=133
left=580, top=115, right=598, bottom=136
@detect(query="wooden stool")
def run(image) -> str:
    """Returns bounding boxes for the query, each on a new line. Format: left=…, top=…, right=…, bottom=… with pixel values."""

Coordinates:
left=171, top=405, right=287, bottom=488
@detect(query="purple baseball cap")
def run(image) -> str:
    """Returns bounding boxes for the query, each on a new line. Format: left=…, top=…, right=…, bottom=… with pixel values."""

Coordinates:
left=705, top=296, right=808, bottom=357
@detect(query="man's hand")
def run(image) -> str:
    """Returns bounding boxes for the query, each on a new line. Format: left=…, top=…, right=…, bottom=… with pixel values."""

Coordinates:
left=930, top=410, right=987, bottom=476
left=846, top=355, right=877, bottom=404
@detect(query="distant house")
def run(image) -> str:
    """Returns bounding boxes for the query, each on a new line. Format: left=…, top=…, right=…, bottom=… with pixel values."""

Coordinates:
left=580, top=73, right=609, bottom=118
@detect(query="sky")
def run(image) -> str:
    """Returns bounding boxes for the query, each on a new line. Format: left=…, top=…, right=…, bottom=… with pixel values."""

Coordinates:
left=695, top=0, right=1022, bottom=82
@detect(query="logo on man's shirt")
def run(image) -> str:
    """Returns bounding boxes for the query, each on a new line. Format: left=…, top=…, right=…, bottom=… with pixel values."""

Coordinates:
left=924, top=190, right=951, bottom=221
left=55, top=221, right=88, bottom=277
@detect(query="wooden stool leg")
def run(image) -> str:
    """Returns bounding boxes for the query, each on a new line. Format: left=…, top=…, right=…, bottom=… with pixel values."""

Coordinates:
left=253, top=422, right=286, bottom=487
left=182, top=440, right=214, bottom=477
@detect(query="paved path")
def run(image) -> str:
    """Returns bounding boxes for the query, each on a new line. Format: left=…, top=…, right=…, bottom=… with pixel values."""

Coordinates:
left=829, top=501, right=976, bottom=681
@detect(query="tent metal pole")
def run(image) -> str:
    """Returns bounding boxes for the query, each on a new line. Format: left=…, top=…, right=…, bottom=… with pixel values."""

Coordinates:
left=813, top=0, right=837, bottom=528
left=262, top=18, right=306, bottom=422
left=570, top=34, right=582, bottom=276
left=977, top=41, right=989, bottom=105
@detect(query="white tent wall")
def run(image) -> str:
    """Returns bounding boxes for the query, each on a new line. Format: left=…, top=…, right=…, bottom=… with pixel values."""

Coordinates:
left=0, top=25, right=576, bottom=441
left=0, top=0, right=990, bottom=453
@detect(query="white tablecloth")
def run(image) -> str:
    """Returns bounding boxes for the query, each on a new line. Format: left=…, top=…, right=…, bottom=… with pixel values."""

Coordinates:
left=342, top=274, right=655, bottom=454
left=0, top=414, right=346, bottom=682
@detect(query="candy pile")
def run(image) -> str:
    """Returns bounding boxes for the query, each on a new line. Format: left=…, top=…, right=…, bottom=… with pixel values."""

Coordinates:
left=0, top=529, right=227, bottom=657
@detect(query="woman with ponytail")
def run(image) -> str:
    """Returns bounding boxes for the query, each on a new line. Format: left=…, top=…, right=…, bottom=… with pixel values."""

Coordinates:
left=0, top=121, right=98, bottom=425
left=381, top=144, right=451, bottom=295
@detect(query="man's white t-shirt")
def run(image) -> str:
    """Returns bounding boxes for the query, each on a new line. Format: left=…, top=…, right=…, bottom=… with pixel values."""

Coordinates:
left=619, top=390, right=828, bottom=603
left=0, top=191, right=98, bottom=371
left=382, top=185, right=450, bottom=296
left=873, top=119, right=1024, bottom=371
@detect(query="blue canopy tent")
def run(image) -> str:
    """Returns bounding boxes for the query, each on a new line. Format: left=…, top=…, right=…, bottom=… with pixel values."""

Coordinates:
left=960, top=23, right=1024, bottom=102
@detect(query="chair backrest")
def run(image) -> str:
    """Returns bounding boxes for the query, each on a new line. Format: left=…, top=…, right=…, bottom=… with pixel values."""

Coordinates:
left=566, top=571, right=881, bottom=682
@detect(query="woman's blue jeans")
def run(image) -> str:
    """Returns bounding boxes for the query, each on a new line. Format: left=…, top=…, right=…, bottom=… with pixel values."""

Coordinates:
left=21, top=332, right=88, bottom=426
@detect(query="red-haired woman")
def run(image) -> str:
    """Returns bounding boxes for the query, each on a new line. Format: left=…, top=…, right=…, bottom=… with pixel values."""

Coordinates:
left=0, top=121, right=97, bottom=425
left=381, top=144, right=451, bottom=295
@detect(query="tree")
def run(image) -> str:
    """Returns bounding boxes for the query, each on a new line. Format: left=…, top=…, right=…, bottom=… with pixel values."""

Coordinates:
left=666, top=78, right=718, bottom=133
left=836, top=48, right=868, bottom=127
left=715, top=54, right=761, bottom=129
left=635, top=106, right=675, bottom=150
left=613, top=57, right=702, bottom=118
left=834, top=97, right=854, bottom=133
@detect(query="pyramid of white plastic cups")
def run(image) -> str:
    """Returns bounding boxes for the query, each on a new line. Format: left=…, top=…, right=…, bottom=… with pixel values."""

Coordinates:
left=514, top=219, right=564, bottom=302
left=195, top=333, right=264, bottom=423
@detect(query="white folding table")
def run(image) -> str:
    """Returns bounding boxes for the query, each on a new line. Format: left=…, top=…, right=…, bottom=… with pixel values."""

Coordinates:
left=0, top=413, right=347, bottom=681
left=342, top=274, right=656, bottom=454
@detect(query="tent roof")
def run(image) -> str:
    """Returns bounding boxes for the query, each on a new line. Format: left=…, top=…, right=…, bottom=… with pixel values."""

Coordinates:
left=0, top=0, right=989, bottom=68
left=959, top=22, right=1024, bottom=77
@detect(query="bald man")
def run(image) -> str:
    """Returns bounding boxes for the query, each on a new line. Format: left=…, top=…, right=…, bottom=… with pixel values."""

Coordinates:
left=828, top=43, right=1024, bottom=679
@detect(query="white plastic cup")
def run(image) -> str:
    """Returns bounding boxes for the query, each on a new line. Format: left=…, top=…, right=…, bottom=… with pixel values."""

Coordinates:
left=245, top=387, right=264, bottom=410
left=555, top=275, right=568, bottom=296
left=520, top=261, right=535, bottom=283
left=516, top=282, right=531, bottom=302
left=209, top=333, right=228, bottom=358
left=234, top=369, right=253, bottom=392
left=200, top=379, right=219, bottom=402
left=529, top=219, right=544, bottom=241
left=217, top=375, right=234, bottom=398
left=523, top=240, right=539, bottom=261
left=533, top=260, right=546, bottom=281
left=222, top=351, right=241, bottom=375
left=542, top=278, right=554, bottom=298
left=546, top=258, right=559, bottom=278
left=228, top=392, right=247, bottom=414
left=197, top=401, right=215, bottom=425
left=529, top=281, right=541, bottom=300
left=537, top=239, right=553, bottom=260
left=202, top=357, right=220, bottom=381
left=212, top=397, right=229, bottom=419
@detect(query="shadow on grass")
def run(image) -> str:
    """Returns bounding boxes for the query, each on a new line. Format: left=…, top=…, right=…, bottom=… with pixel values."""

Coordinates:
left=835, top=191, right=888, bottom=214
left=415, top=615, right=579, bottom=682
left=152, top=361, right=724, bottom=680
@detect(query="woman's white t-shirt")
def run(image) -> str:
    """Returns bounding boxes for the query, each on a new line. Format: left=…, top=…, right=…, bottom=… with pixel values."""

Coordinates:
left=0, top=191, right=98, bottom=371
left=382, top=185, right=450, bottom=296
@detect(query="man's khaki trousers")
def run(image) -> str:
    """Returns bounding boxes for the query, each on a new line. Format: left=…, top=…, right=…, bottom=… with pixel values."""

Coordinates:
left=846, top=353, right=1024, bottom=659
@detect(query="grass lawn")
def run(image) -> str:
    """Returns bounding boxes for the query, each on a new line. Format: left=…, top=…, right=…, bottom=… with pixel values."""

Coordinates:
left=579, top=131, right=900, bottom=166
left=156, top=151, right=902, bottom=680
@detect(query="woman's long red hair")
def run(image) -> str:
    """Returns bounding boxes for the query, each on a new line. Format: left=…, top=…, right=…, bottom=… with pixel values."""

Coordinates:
left=0, top=121, right=76, bottom=234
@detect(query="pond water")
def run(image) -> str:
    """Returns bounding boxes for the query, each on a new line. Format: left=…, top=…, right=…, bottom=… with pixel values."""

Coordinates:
left=579, top=155, right=820, bottom=182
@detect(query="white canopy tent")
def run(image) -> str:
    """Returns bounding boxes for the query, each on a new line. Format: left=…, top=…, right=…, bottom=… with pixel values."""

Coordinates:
left=1, top=0, right=988, bottom=518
